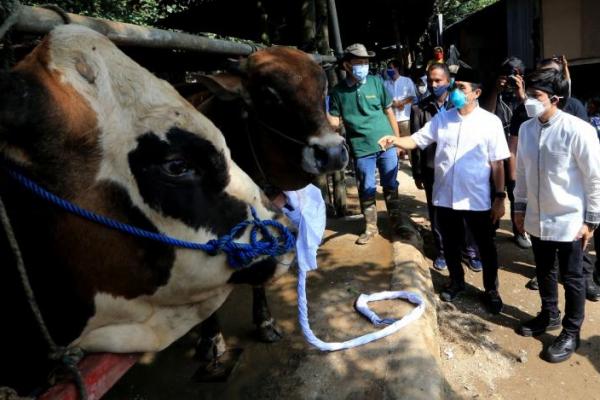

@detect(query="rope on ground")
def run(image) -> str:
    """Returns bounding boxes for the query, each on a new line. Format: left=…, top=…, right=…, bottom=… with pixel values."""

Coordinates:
left=284, top=184, right=426, bottom=352
left=0, top=194, right=87, bottom=400
left=297, top=269, right=425, bottom=351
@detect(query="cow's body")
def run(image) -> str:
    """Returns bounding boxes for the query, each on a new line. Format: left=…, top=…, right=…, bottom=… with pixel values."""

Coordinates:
left=179, top=47, right=347, bottom=367
left=0, top=25, right=293, bottom=394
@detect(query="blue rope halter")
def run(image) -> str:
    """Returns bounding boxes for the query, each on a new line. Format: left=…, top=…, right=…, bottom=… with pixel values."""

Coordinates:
left=6, top=169, right=295, bottom=269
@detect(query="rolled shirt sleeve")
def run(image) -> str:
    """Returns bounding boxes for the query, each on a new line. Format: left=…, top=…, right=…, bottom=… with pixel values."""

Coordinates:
left=377, top=77, right=393, bottom=109
left=328, top=92, right=341, bottom=117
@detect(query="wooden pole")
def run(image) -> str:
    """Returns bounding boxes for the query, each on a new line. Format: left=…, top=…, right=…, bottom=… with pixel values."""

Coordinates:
left=12, top=5, right=337, bottom=63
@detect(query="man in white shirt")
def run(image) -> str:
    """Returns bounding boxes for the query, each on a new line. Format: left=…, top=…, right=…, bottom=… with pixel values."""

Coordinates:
left=514, top=69, right=600, bottom=363
left=384, top=60, right=416, bottom=159
left=378, top=68, right=509, bottom=314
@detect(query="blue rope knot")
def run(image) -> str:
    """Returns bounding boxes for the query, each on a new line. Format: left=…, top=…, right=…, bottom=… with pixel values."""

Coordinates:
left=206, top=207, right=296, bottom=269
left=6, top=169, right=296, bottom=270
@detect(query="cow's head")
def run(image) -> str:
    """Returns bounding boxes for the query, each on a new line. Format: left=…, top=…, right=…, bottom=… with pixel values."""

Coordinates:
left=0, top=25, right=293, bottom=353
left=197, top=47, right=348, bottom=191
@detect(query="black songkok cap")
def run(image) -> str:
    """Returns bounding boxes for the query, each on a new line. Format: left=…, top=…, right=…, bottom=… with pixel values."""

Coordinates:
left=453, top=67, right=482, bottom=84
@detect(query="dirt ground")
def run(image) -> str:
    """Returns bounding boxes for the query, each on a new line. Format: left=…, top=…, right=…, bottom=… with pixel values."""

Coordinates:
left=393, top=162, right=600, bottom=400
left=106, top=162, right=600, bottom=400
left=106, top=182, right=411, bottom=400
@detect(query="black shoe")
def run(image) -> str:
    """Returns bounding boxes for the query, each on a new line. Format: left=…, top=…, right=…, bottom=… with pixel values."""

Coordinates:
left=586, top=281, right=600, bottom=302
left=440, top=282, right=465, bottom=302
left=525, top=276, right=539, bottom=290
left=517, top=311, right=561, bottom=337
left=483, top=290, right=503, bottom=314
left=542, top=330, right=580, bottom=363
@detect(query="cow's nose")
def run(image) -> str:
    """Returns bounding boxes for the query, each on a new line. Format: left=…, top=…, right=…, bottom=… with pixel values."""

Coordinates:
left=307, top=142, right=349, bottom=174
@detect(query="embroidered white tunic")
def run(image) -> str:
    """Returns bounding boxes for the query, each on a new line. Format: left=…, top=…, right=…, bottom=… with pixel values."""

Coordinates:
left=514, top=110, right=600, bottom=242
left=411, top=106, right=510, bottom=211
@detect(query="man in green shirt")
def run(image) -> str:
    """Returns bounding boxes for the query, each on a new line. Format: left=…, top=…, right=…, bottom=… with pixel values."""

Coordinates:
left=328, top=43, right=400, bottom=244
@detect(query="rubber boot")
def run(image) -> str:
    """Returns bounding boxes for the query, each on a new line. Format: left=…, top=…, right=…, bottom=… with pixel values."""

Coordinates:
left=383, top=187, right=401, bottom=214
left=356, top=199, right=378, bottom=245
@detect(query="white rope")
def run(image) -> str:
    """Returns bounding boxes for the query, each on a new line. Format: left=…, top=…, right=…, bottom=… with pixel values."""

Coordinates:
left=284, top=185, right=425, bottom=352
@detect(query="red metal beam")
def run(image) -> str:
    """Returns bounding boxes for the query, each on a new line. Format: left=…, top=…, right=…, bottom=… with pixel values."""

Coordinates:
left=39, top=353, right=140, bottom=400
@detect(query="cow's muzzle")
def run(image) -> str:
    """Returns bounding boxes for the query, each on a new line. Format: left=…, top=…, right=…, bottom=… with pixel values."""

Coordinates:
left=301, top=142, right=349, bottom=175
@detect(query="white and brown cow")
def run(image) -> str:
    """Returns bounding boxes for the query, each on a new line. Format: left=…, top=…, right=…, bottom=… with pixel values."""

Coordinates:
left=0, top=25, right=293, bottom=394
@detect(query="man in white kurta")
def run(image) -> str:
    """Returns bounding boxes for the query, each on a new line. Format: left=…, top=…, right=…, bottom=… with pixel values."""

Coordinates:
left=378, top=68, right=510, bottom=314
left=514, top=68, right=600, bottom=363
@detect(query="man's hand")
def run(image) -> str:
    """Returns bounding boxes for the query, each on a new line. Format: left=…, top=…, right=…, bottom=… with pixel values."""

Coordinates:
left=378, top=135, right=399, bottom=150
left=491, top=198, right=506, bottom=224
left=414, top=178, right=424, bottom=190
left=575, top=224, right=594, bottom=250
left=393, top=100, right=405, bottom=111
left=514, top=75, right=526, bottom=102
left=514, top=212, right=525, bottom=234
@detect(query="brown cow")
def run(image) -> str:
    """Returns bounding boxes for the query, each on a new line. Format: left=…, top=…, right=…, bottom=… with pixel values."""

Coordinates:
left=0, top=25, right=294, bottom=395
left=179, top=47, right=348, bottom=374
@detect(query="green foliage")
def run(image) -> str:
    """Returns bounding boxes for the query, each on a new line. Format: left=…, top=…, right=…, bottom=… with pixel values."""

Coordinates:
left=436, top=0, right=500, bottom=26
left=22, top=0, right=200, bottom=26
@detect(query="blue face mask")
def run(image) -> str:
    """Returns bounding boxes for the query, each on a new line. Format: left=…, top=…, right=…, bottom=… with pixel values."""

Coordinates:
left=386, top=68, right=396, bottom=79
left=432, top=84, right=449, bottom=99
left=449, top=88, right=468, bottom=109
left=352, top=64, right=369, bottom=82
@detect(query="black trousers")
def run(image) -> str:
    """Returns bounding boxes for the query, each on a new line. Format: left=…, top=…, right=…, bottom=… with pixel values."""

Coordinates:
left=423, top=168, right=478, bottom=259
left=436, top=206, right=498, bottom=291
left=530, top=236, right=585, bottom=335
left=506, top=178, right=517, bottom=236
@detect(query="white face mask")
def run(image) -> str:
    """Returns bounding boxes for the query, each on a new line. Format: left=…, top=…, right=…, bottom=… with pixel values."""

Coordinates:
left=417, top=85, right=427, bottom=95
left=524, top=97, right=548, bottom=118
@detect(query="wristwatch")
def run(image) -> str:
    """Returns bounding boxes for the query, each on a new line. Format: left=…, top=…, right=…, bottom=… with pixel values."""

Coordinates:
left=494, top=192, right=507, bottom=199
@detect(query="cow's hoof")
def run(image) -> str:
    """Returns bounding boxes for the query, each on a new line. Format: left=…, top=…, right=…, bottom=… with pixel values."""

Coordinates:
left=194, top=332, right=226, bottom=362
left=256, top=318, right=283, bottom=343
left=193, top=348, right=243, bottom=383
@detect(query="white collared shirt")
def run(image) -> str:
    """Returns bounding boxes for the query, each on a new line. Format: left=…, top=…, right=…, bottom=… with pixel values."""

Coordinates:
left=412, top=107, right=510, bottom=211
left=514, top=110, right=600, bottom=241
left=384, top=76, right=416, bottom=122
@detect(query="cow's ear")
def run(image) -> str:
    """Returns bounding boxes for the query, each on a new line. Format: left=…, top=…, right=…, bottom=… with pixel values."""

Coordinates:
left=74, top=53, right=96, bottom=84
left=196, top=73, right=243, bottom=101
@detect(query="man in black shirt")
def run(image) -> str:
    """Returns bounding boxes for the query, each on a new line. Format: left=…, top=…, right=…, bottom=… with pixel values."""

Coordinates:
left=486, top=57, right=531, bottom=249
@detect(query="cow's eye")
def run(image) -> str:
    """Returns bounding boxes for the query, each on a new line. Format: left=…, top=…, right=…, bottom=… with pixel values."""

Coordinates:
left=160, top=159, right=193, bottom=177
left=260, top=86, right=283, bottom=107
